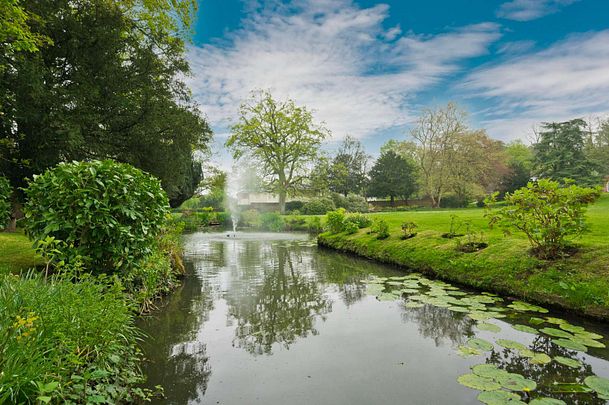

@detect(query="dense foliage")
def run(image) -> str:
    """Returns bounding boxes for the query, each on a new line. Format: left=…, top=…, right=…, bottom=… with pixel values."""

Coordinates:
left=0, top=274, right=147, bottom=404
left=486, top=179, right=601, bottom=259
left=0, top=175, right=10, bottom=229
left=325, top=208, right=347, bottom=234
left=23, top=160, right=169, bottom=274
left=302, top=197, right=336, bottom=215
left=0, top=0, right=211, bottom=207
left=327, top=136, right=369, bottom=197
left=367, top=150, right=418, bottom=204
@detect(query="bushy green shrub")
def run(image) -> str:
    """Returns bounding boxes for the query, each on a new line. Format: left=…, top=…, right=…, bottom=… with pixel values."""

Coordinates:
left=239, top=209, right=260, bottom=228
left=0, top=274, right=149, bottom=404
left=284, top=216, right=308, bottom=231
left=330, top=193, right=369, bottom=213
left=401, top=221, right=418, bottom=239
left=260, top=212, right=285, bottom=232
left=302, top=197, right=336, bottom=215
left=307, top=216, right=323, bottom=234
left=285, top=200, right=305, bottom=212
left=373, top=219, right=390, bottom=239
left=439, top=193, right=469, bottom=208
left=0, top=175, right=11, bottom=230
left=345, top=213, right=372, bottom=229
left=325, top=208, right=346, bottom=234
left=344, top=221, right=359, bottom=234
left=486, top=179, right=601, bottom=259
left=23, top=160, right=169, bottom=274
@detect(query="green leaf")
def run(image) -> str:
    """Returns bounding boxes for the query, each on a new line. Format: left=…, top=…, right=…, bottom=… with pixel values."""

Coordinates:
left=477, top=390, right=524, bottom=404
left=584, top=376, right=609, bottom=396
left=553, top=356, right=582, bottom=368
left=457, top=373, right=502, bottom=391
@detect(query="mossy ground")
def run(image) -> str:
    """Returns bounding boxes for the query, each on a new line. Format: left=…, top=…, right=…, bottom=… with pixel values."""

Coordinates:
left=319, top=194, right=609, bottom=319
left=0, top=231, right=43, bottom=275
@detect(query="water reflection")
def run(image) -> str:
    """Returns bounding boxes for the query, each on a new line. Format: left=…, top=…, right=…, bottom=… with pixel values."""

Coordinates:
left=227, top=247, right=332, bottom=355
left=401, top=304, right=476, bottom=346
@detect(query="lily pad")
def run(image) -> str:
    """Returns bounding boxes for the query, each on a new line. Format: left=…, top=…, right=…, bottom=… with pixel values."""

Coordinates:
left=545, top=317, right=567, bottom=325
left=497, top=373, right=537, bottom=392
left=570, top=336, right=606, bottom=348
left=553, top=356, right=582, bottom=368
left=559, top=323, right=586, bottom=334
left=477, top=322, right=502, bottom=333
left=448, top=306, right=471, bottom=313
left=468, top=338, right=495, bottom=352
left=529, top=317, right=546, bottom=325
left=404, top=301, right=424, bottom=309
left=472, top=364, right=509, bottom=380
left=457, top=373, right=501, bottom=391
left=400, top=288, right=420, bottom=294
left=550, top=382, right=592, bottom=393
left=496, top=339, right=527, bottom=351
left=584, top=376, right=609, bottom=397
left=529, top=398, right=566, bottom=405
left=508, top=301, right=548, bottom=313
left=477, top=390, right=524, bottom=404
left=552, top=338, right=588, bottom=352
left=512, top=324, right=537, bottom=334
left=376, top=292, right=397, bottom=301
left=518, top=349, right=535, bottom=358
left=530, top=353, right=552, bottom=365
left=574, top=331, right=603, bottom=340
left=540, top=327, right=574, bottom=339
left=457, top=345, right=482, bottom=358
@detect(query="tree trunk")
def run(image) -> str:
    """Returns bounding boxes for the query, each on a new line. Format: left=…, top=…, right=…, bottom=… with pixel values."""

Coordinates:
left=6, top=201, right=23, bottom=232
left=390, top=195, right=395, bottom=207
left=279, top=190, right=286, bottom=214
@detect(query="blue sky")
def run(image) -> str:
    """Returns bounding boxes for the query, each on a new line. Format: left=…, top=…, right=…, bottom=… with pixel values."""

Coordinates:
left=186, top=0, right=609, bottom=165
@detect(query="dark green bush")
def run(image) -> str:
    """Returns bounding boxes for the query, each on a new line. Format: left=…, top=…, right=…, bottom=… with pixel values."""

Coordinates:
left=307, top=217, right=323, bottom=234
left=439, top=193, right=469, bottom=208
left=325, top=208, right=346, bottom=234
left=285, top=200, right=305, bottom=212
left=0, top=175, right=10, bottom=230
left=0, top=274, right=149, bottom=404
left=344, top=194, right=369, bottom=212
left=23, top=160, right=169, bottom=274
left=373, top=219, right=390, bottom=239
left=284, top=216, right=308, bottom=231
left=344, top=221, right=359, bottom=234
left=260, top=212, right=285, bottom=232
left=302, top=197, right=336, bottom=215
left=400, top=221, right=418, bottom=239
left=239, top=209, right=260, bottom=228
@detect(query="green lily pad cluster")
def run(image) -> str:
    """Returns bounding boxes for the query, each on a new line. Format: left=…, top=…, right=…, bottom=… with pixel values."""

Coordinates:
left=458, top=364, right=538, bottom=404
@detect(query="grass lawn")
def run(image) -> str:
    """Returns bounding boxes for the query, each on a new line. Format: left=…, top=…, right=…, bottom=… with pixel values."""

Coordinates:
left=319, top=194, right=609, bottom=319
left=0, top=231, right=43, bottom=275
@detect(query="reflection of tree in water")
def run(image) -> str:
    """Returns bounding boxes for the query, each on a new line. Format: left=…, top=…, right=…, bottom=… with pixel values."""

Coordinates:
left=137, top=262, right=215, bottom=404
left=401, top=304, right=476, bottom=346
left=488, top=335, right=602, bottom=404
left=228, top=246, right=332, bottom=355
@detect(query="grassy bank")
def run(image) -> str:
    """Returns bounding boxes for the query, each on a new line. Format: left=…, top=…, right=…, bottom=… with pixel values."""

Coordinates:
left=318, top=194, right=609, bottom=319
left=0, top=232, right=43, bottom=275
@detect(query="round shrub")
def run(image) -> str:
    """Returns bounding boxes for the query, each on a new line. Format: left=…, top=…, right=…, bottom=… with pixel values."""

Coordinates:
left=0, top=175, right=11, bottom=230
left=345, top=213, right=372, bottom=229
left=344, top=194, right=369, bottom=212
left=23, top=160, right=169, bottom=274
left=260, top=211, right=285, bottom=232
left=325, top=208, right=346, bottom=234
left=302, top=197, right=336, bottom=215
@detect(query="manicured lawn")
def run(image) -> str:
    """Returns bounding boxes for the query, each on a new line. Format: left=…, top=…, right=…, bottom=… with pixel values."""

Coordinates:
left=0, top=231, right=43, bottom=275
left=319, top=194, right=609, bottom=319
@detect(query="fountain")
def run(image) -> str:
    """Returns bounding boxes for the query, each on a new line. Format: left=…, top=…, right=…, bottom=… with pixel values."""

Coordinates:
left=225, top=166, right=242, bottom=236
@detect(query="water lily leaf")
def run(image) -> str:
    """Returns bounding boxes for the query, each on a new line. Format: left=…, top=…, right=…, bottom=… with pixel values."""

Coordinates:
left=472, top=364, right=509, bottom=380
left=497, top=373, right=537, bottom=392
left=529, top=398, right=566, bottom=405
left=508, top=301, right=548, bottom=313
left=540, top=328, right=574, bottom=339
left=477, top=322, right=502, bottom=333
left=400, top=288, right=420, bottom=294
left=470, top=312, right=494, bottom=321
left=574, top=331, right=604, bottom=340
left=584, top=376, right=609, bottom=396
left=386, top=281, right=404, bottom=286
left=468, top=338, right=495, bottom=352
left=365, top=284, right=385, bottom=295
left=552, top=338, right=588, bottom=352
left=477, top=390, right=524, bottom=404
left=457, top=373, right=501, bottom=391
left=388, top=276, right=409, bottom=280
left=518, top=349, right=535, bottom=358
left=448, top=306, right=470, bottom=313
left=496, top=339, right=527, bottom=351
left=529, top=317, right=546, bottom=325
left=559, top=323, right=586, bottom=334
left=512, top=324, right=537, bottom=334
left=545, top=317, right=567, bottom=325
left=570, top=336, right=606, bottom=348
left=446, top=291, right=468, bottom=296
left=553, top=356, right=581, bottom=368
left=550, top=382, right=592, bottom=393
left=457, top=345, right=482, bottom=357
left=530, top=353, right=552, bottom=365
left=376, top=292, right=397, bottom=301
left=404, top=301, right=424, bottom=309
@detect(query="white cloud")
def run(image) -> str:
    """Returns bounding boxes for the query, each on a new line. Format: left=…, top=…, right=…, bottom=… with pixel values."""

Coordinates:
left=496, top=0, right=579, bottom=22
left=463, top=30, right=609, bottom=141
left=187, top=0, right=500, bottom=140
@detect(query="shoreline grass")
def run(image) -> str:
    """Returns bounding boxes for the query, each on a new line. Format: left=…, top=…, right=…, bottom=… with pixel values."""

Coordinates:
left=318, top=194, right=609, bottom=320
left=0, top=231, right=43, bottom=275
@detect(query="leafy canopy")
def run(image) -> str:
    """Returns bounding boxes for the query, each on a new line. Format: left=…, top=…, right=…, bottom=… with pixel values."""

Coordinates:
left=23, top=160, right=169, bottom=274
left=367, top=150, right=418, bottom=204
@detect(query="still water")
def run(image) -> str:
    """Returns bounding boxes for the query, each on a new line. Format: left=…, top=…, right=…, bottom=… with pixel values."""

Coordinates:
left=138, top=232, right=609, bottom=404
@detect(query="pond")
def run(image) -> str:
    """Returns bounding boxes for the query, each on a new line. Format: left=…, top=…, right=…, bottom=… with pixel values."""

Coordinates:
left=138, top=232, right=609, bottom=404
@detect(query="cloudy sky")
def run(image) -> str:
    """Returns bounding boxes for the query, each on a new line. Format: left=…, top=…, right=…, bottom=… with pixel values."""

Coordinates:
left=187, top=0, right=609, bottom=165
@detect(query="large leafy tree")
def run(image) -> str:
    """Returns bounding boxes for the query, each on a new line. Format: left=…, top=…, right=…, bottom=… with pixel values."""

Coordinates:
left=328, top=136, right=369, bottom=196
left=533, top=119, right=599, bottom=186
left=367, top=150, right=418, bottom=205
left=226, top=91, right=329, bottom=214
left=0, top=0, right=210, bottom=208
